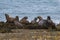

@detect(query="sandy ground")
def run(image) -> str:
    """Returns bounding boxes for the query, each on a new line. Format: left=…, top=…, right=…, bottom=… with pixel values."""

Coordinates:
left=0, top=29, right=60, bottom=40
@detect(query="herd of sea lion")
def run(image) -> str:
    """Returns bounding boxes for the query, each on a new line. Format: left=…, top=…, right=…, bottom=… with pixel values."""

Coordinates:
left=5, top=14, right=56, bottom=29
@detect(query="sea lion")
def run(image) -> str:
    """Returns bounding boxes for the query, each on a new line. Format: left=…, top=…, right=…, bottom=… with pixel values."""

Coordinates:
left=31, top=17, right=37, bottom=24
left=5, top=14, right=23, bottom=27
left=14, top=20, right=23, bottom=27
left=37, top=16, right=48, bottom=29
left=37, top=16, right=43, bottom=25
left=14, top=16, right=23, bottom=27
left=37, top=16, right=43, bottom=22
left=47, top=16, right=56, bottom=29
left=15, top=16, right=19, bottom=21
left=5, top=14, right=15, bottom=23
left=5, top=14, right=20, bottom=23
left=20, top=16, right=29, bottom=24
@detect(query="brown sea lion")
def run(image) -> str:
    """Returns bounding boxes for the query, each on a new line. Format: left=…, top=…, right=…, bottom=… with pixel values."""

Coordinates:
left=5, top=14, right=15, bottom=23
left=5, top=14, right=23, bottom=27
left=20, top=16, right=29, bottom=24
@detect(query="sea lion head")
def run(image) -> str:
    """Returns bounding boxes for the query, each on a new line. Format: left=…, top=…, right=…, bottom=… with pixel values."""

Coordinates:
left=37, top=16, right=42, bottom=20
left=5, top=14, right=9, bottom=17
left=34, top=17, right=37, bottom=21
left=47, top=16, right=51, bottom=20
left=23, top=16, right=28, bottom=19
left=15, top=16, right=19, bottom=21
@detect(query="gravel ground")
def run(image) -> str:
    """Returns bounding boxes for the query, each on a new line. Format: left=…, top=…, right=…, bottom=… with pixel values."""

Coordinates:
left=0, top=29, right=60, bottom=40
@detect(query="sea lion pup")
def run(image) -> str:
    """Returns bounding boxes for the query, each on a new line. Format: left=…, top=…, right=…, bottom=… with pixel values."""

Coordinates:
left=20, top=16, right=29, bottom=24
left=31, top=17, right=37, bottom=24
left=37, top=16, right=48, bottom=29
left=47, top=16, right=56, bottom=29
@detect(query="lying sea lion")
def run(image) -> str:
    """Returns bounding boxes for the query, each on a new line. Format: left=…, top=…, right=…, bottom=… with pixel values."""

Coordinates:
left=47, top=16, right=56, bottom=29
left=20, top=16, right=29, bottom=24
left=14, top=20, right=23, bottom=27
left=14, top=16, right=23, bottom=27
left=31, top=17, right=37, bottom=24
left=37, top=16, right=43, bottom=22
left=37, top=16, right=43, bottom=25
left=37, top=16, right=48, bottom=29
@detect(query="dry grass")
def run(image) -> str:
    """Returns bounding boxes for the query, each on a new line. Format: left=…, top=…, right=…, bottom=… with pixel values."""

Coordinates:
left=0, top=29, right=60, bottom=40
